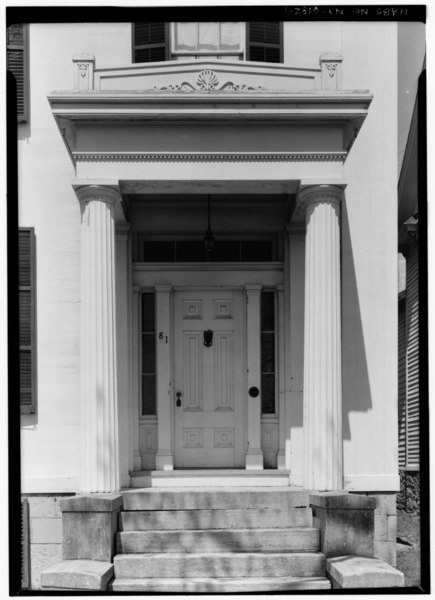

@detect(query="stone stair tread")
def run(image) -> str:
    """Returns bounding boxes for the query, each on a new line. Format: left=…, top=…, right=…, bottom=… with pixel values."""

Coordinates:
left=111, top=576, right=332, bottom=592
left=119, top=507, right=313, bottom=530
left=114, top=551, right=325, bottom=578
left=122, top=487, right=309, bottom=510
left=120, top=526, right=318, bottom=533
left=117, top=527, right=319, bottom=553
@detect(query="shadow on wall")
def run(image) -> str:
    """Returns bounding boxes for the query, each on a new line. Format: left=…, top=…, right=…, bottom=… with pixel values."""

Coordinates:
left=341, top=198, right=372, bottom=440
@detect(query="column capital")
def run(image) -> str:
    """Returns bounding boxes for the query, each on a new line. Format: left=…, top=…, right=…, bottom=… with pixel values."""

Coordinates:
left=75, top=185, right=121, bottom=209
left=298, top=184, right=345, bottom=210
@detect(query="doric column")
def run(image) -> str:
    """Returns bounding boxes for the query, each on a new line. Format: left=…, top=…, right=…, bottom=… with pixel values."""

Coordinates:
left=245, top=285, right=263, bottom=469
left=76, top=185, right=121, bottom=493
left=299, top=185, right=344, bottom=491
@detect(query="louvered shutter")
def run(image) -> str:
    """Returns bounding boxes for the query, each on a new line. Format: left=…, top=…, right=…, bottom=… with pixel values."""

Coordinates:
left=19, top=228, right=36, bottom=413
left=398, top=295, right=407, bottom=468
left=133, top=23, right=168, bottom=63
left=7, top=24, right=28, bottom=122
left=405, top=244, right=419, bottom=468
left=247, top=22, right=282, bottom=63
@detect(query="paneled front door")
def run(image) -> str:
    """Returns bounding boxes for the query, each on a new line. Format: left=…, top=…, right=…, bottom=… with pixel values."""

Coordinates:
left=174, top=290, right=245, bottom=468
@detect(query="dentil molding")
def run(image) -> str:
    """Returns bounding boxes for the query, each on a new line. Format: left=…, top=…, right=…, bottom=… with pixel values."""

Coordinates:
left=73, top=151, right=347, bottom=163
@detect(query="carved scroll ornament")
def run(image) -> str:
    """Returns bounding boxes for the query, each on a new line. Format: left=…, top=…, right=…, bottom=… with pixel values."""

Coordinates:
left=153, top=69, right=265, bottom=93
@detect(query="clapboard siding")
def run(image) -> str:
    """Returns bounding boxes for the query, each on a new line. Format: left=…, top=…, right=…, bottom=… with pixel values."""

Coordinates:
left=399, top=244, right=419, bottom=470
left=398, top=296, right=407, bottom=469
left=405, top=246, right=419, bottom=468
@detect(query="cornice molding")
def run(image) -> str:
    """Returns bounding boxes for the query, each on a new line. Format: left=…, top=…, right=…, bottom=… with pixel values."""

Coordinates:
left=73, top=151, right=347, bottom=164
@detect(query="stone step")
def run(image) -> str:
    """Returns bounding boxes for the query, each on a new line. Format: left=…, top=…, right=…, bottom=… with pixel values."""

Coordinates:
left=130, top=469, right=291, bottom=488
left=114, top=552, right=325, bottom=579
left=122, top=487, right=309, bottom=511
left=117, top=527, right=319, bottom=554
left=120, top=507, right=313, bottom=530
left=111, top=576, right=332, bottom=592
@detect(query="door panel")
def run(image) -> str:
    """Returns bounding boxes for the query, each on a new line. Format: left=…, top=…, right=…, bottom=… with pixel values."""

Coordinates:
left=174, top=290, right=244, bottom=468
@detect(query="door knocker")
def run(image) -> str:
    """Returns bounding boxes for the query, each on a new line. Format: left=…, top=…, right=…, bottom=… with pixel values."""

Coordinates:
left=203, top=330, right=213, bottom=347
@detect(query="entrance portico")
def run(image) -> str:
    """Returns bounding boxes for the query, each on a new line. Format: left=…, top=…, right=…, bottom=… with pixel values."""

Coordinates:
left=50, top=57, right=372, bottom=493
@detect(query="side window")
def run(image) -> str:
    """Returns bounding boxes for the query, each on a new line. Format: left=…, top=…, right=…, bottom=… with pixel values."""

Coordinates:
left=7, top=23, right=29, bottom=122
left=261, top=291, right=276, bottom=415
left=132, top=22, right=169, bottom=63
left=246, top=22, right=283, bottom=63
left=141, top=293, right=157, bottom=415
left=19, top=228, right=37, bottom=414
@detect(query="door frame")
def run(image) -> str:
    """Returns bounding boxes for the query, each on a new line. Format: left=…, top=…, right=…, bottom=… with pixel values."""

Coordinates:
left=132, top=264, right=284, bottom=471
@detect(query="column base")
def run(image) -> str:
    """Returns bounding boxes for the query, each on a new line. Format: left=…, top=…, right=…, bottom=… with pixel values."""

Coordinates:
left=277, top=452, right=286, bottom=470
left=155, top=451, right=174, bottom=471
left=133, top=453, right=142, bottom=471
left=245, top=449, right=264, bottom=470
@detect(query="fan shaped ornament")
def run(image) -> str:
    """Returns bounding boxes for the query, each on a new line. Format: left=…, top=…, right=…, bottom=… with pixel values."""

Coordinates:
left=197, top=70, right=219, bottom=91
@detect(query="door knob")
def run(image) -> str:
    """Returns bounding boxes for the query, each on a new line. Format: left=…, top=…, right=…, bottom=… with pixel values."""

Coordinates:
left=176, top=392, right=182, bottom=407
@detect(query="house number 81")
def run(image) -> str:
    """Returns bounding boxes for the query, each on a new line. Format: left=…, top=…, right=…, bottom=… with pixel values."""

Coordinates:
left=159, top=332, right=168, bottom=343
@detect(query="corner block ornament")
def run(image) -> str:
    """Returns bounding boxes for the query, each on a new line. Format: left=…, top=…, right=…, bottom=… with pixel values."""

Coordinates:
left=73, top=53, right=95, bottom=91
left=153, top=69, right=265, bottom=93
left=320, top=54, right=342, bottom=91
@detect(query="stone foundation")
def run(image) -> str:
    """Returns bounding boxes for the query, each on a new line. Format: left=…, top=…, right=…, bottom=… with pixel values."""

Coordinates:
left=23, top=494, right=74, bottom=589
left=357, top=492, right=397, bottom=567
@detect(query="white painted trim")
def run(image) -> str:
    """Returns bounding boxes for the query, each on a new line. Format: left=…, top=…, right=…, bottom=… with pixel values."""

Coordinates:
left=21, top=477, right=80, bottom=494
left=344, top=475, right=400, bottom=492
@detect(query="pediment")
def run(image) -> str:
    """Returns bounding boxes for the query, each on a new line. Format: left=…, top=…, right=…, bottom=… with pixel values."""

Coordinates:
left=94, top=59, right=321, bottom=94
left=48, top=58, right=373, bottom=164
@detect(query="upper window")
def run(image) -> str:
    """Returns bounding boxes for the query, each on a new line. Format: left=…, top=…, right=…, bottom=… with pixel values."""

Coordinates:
left=133, top=22, right=282, bottom=64
left=7, top=24, right=28, bottom=122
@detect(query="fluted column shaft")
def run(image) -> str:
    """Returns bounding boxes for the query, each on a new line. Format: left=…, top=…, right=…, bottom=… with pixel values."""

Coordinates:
left=300, top=185, right=343, bottom=491
left=77, top=185, right=121, bottom=493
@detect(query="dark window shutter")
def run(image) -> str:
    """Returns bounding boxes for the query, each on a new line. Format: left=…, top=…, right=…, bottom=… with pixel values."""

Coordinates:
left=247, top=22, right=282, bottom=63
left=7, top=24, right=28, bottom=122
left=19, top=228, right=36, bottom=413
left=133, top=23, right=168, bottom=63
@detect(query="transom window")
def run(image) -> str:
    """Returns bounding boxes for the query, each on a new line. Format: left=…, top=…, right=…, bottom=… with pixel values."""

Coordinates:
left=137, top=239, right=275, bottom=262
left=133, top=22, right=283, bottom=64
